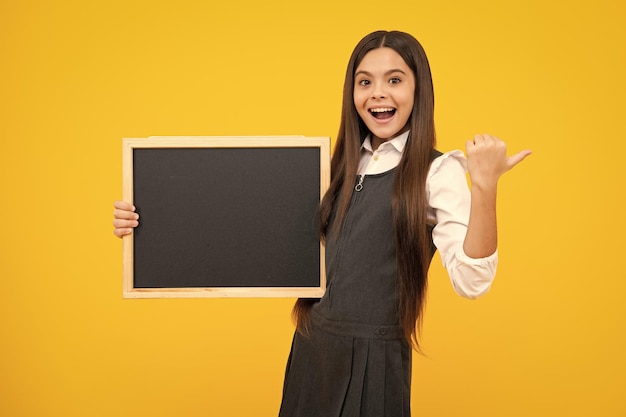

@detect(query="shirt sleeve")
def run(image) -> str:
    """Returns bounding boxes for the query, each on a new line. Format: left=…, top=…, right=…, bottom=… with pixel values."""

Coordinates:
left=427, top=150, right=498, bottom=299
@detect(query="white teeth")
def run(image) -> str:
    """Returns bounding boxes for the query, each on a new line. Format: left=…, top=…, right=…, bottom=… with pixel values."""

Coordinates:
left=370, top=107, right=395, bottom=113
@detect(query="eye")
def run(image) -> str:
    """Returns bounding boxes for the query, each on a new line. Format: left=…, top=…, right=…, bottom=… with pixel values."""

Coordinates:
left=389, top=77, right=401, bottom=84
left=357, top=79, right=371, bottom=86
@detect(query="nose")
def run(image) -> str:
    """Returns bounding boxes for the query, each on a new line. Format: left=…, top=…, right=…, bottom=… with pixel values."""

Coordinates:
left=371, top=83, right=387, bottom=99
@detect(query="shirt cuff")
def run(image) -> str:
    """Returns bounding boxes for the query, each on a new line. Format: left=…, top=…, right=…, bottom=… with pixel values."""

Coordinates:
left=456, top=248, right=499, bottom=265
left=447, top=249, right=499, bottom=299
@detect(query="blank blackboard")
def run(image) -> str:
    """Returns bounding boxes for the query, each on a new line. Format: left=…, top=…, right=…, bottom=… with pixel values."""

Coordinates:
left=122, top=136, right=330, bottom=298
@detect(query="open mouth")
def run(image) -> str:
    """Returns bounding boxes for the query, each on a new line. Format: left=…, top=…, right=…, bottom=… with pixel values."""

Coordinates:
left=369, top=107, right=396, bottom=120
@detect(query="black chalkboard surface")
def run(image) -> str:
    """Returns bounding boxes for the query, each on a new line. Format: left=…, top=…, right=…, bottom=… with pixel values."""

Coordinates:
left=122, top=136, right=330, bottom=298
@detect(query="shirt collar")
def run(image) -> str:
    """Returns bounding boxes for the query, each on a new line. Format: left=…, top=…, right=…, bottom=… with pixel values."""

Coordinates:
left=361, top=131, right=410, bottom=154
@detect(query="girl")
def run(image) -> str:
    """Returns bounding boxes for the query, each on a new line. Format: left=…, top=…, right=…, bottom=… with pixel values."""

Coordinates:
left=113, top=30, right=530, bottom=417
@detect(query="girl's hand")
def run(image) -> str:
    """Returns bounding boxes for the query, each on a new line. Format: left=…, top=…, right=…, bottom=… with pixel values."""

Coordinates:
left=112, top=200, right=139, bottom=238
left=462, top=134, right=531, bottom=258
left=465, top=134, right=531, bottom=190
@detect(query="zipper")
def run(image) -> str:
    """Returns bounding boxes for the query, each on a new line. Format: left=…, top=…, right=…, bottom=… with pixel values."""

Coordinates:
left=332, top=174, right=365, bottom=275
left=355, top=175, right=364, bottom=192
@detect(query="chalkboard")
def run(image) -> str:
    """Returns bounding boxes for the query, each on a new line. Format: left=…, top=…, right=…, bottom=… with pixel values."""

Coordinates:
left=122, top=136, right=330, bottom=298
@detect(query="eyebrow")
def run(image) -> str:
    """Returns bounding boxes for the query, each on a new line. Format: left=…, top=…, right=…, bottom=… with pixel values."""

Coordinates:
left=354, top=69, right=408, bottom=77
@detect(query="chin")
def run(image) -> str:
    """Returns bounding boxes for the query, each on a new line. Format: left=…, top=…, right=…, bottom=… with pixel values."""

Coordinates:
left=369, top=128, right=402, bottom=140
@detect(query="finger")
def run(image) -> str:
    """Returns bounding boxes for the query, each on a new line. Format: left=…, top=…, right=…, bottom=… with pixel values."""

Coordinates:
left=507, top=150, right=533, bottom=169
left=114, top=200, right=135, bottom=211
left=113, top=208, right=139, bottom=220
left=468, top=134, right=498, bottom=149
left=113, top=228, right=133, bottom=238
left=112, top=218, right=139, bottom=229
left=474, top=133, right=497, bottom=143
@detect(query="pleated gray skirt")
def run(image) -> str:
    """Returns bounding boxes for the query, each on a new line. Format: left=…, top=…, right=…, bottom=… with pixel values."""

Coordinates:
left=278, top=310, right=412, bottom=417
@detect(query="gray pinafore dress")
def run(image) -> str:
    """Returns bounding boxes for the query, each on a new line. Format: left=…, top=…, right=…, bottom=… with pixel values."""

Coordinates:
left=279, top=167, right=428, bottom=417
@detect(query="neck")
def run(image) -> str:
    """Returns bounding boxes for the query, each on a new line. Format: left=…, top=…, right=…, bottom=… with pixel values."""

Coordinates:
left=371, top=136, right=386, bottom=151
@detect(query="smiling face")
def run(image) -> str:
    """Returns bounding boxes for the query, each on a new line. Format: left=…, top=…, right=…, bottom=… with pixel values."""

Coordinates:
left=353, top=47, right=416, bottom=150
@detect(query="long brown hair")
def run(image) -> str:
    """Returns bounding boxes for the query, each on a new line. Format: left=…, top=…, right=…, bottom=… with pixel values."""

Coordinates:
left=294, top=31, right=436, bottom=350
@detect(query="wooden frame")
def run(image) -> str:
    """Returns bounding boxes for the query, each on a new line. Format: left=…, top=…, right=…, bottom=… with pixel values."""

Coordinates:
left=122, top=136, right=330, bottom=298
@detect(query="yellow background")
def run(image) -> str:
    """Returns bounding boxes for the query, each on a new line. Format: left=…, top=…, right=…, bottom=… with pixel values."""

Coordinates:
left=1, top=0, right=624, bottom=416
